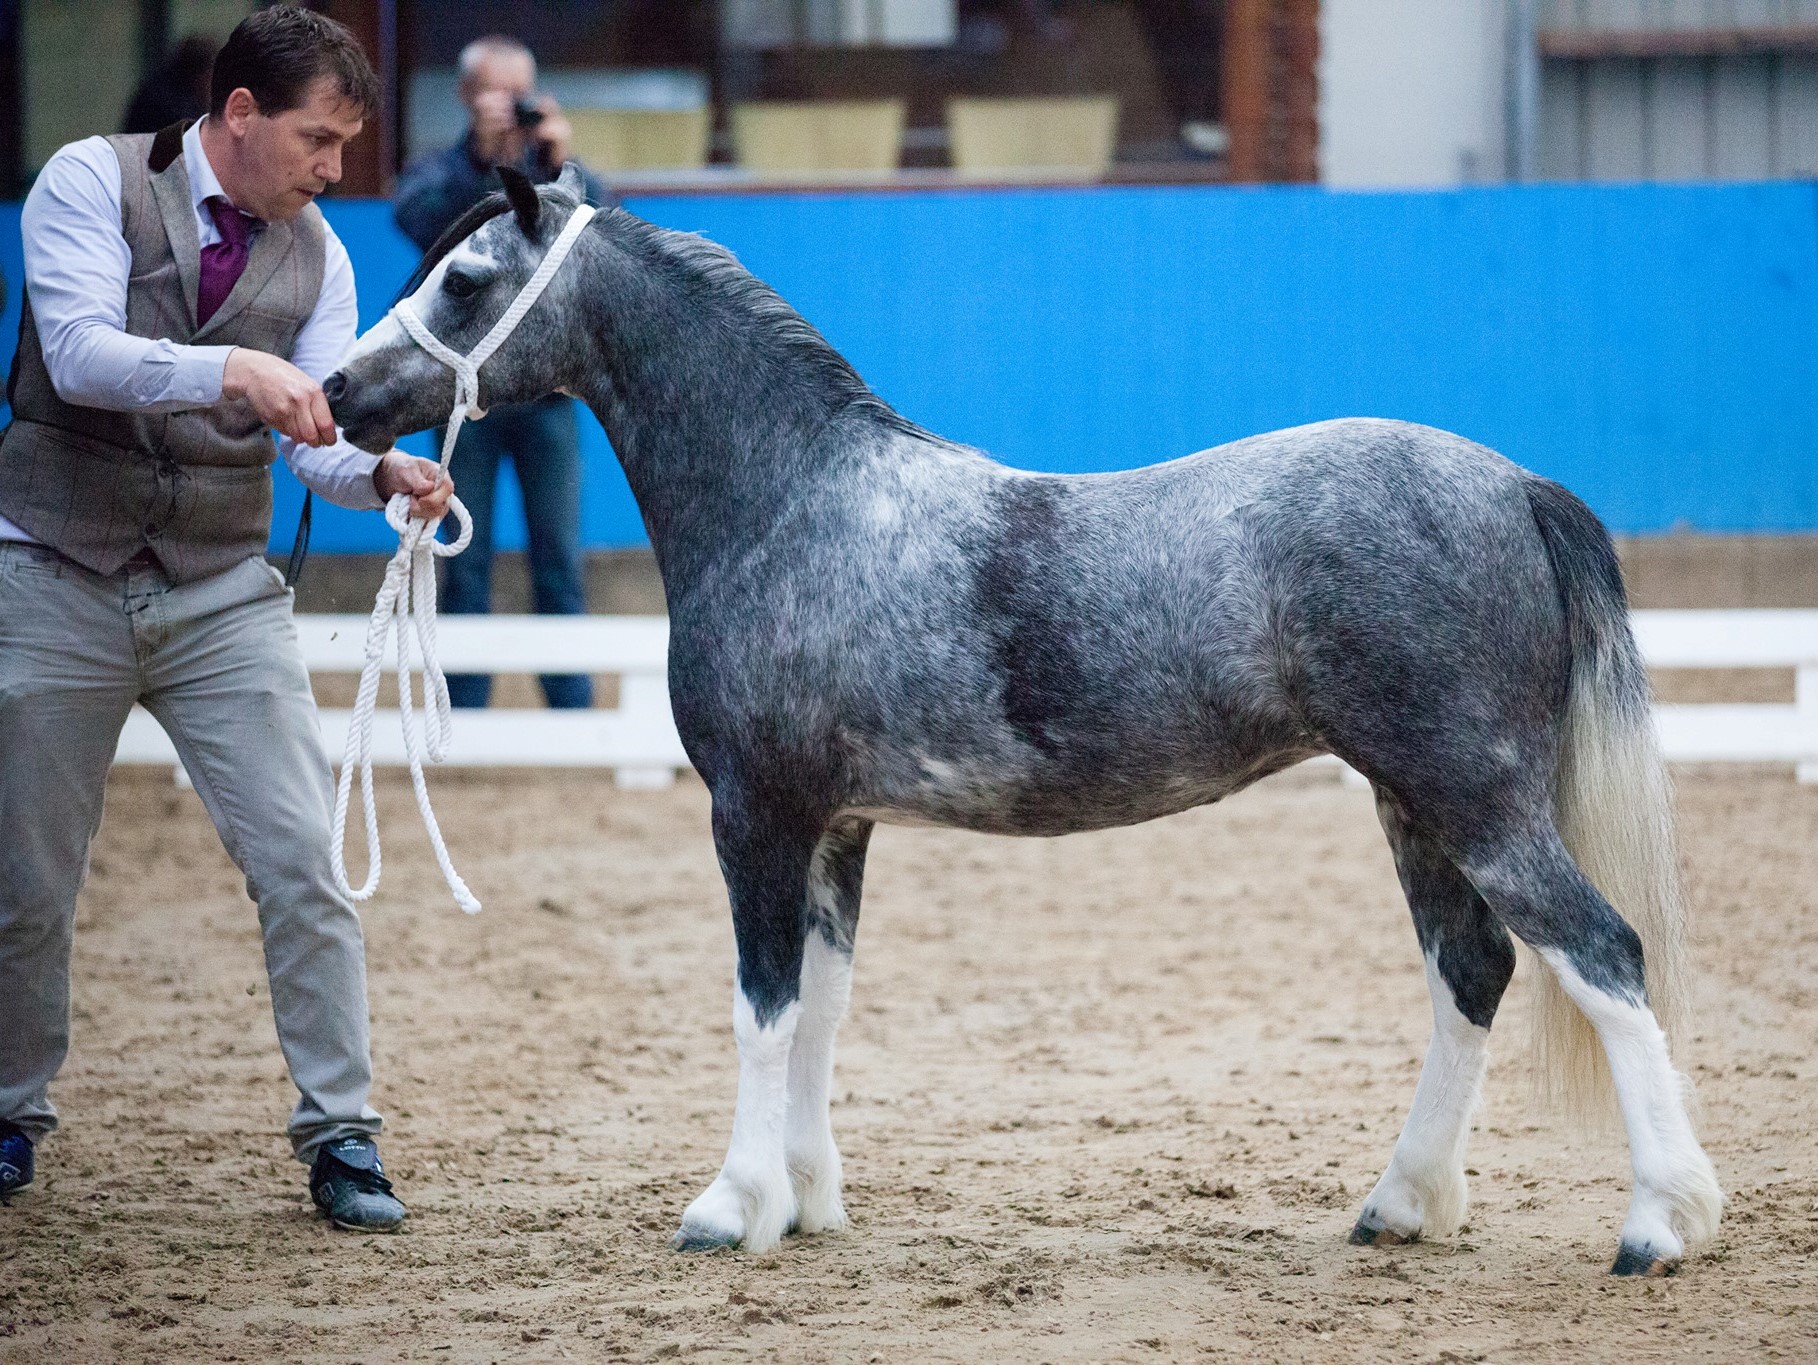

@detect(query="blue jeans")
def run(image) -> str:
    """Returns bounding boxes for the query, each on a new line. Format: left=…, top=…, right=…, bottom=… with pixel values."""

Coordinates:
left=438, top=396, right=592, bottom=709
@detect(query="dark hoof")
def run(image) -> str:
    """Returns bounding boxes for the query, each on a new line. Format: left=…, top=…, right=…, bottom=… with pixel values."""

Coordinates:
left=1610, top=1243, right=1676, bottom=1277
left=1348, top=1215, right=1415, bottom=1247
left=671, top=1224, right=741, bottom=1253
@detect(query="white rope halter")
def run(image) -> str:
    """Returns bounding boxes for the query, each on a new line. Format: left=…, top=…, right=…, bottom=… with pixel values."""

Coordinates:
left=331, top=200, right=599, bottom=916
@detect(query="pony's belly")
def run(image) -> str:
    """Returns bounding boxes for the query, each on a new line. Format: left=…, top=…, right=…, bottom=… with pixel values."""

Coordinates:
left=843, top=763, right=1278, bottom=838
left=837, top=714, right=1319, bottom=835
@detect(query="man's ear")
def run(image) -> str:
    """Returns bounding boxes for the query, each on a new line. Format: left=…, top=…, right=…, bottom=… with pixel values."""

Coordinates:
left=556, top=160, right=587, bottom=201
left=221, top=86, right=258, bottom=134
left=497, top=164, right=541, bottom=237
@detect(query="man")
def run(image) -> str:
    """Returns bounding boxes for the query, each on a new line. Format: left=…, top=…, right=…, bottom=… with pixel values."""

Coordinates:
left=0, top=7, right=449, bottom=1230
left=394, top=36, right=610, bottom=710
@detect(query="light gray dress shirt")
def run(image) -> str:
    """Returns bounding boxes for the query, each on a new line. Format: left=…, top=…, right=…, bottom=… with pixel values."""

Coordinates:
left=0, top=118, right=382, bottom=544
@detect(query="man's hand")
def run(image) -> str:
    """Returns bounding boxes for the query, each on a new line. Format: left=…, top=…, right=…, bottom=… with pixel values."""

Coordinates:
left=468, top=88, right=523, bottom=166
left=374, top=451, right=454, bottom=522
left=531, top=95, right=573, bottom=168
left=223, top=348, right=339, bottom=447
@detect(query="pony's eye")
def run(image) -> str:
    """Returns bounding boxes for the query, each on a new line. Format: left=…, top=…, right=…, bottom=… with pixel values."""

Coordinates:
left=444, top=271, right=481, bottom=299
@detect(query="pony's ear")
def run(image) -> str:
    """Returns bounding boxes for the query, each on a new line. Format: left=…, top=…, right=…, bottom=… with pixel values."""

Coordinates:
left=555, top=160, right=587, bottom=200
left=497, top=164, right=542, bottom=237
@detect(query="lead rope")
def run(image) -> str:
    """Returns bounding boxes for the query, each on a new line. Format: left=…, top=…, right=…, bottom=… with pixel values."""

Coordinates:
left=331, top=201, right=599, bottom=915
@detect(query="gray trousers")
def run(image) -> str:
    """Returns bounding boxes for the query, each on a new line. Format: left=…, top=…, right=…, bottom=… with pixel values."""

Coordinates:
left=0, top=543, right=380, bottom=1161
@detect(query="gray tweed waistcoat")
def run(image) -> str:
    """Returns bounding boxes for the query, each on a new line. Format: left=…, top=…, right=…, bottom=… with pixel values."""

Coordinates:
left=0, top=122, right=327, bottom=584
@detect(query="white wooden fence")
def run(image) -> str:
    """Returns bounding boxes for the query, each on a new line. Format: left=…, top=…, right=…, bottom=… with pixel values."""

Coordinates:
left=113, top=615, right=687, bottom=790
left=111, top=609, right=1818, bottom=788
left=1635, top=610, right=1818, bottom=781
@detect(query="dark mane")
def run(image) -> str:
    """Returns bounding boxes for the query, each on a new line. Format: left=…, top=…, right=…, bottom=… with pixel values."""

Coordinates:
left=389, top=191, right=515, bottom=305
left=394, top=187, right=930, bottom=441
left=608, top=211, right=929, bottom=439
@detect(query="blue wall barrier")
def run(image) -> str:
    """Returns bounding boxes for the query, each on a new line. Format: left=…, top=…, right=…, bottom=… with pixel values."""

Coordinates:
left=4, top=180, right=1816, bottom=550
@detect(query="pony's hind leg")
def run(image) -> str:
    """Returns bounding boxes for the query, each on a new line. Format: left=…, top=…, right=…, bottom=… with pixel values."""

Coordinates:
left=672, top=797, right=819, bottom=1254
left=1352, top=795, right=1515, bottom=1247
left=785, top=818, right=872, bottom=1236
left=1460, top=825, right=1722, bottom=1275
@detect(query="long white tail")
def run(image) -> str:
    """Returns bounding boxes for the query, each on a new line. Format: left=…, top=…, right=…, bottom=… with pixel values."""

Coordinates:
left=1526, top=477, right=1691, bottom=1123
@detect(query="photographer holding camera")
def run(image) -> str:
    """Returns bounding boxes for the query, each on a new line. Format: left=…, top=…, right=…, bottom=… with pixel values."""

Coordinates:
left=392, top=35, right=610, bottom=710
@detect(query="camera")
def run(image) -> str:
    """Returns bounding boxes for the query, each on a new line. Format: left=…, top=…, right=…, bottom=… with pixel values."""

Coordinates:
left=513, top=96, right=545, bottom=130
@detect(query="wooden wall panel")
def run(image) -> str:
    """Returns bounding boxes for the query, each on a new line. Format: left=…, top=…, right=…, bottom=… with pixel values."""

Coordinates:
left=1649, top=57, right=1712, bottom=179
left=1584, top=56, right=1648, bottom=178
left=1543, top=48, right=1818, bottom=177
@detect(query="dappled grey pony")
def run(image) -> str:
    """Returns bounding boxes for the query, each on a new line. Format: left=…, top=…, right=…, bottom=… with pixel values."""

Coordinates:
left=327, top=165, right=1722, bottom=1276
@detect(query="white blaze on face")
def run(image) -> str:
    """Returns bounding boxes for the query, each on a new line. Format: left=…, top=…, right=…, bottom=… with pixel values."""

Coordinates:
left=340, top=236, right=502, bottom=369
left=341, top=312, right=403, bottom=366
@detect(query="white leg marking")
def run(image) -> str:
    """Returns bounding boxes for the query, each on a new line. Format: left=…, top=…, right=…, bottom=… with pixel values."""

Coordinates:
left=1360, top=954, right=1489, bottom=1240
left=675, top=991, right=800, bottom=1253
left=1539, top=950, right=1722, bottom=1262
left=786, top=932, right=854, bottom=1235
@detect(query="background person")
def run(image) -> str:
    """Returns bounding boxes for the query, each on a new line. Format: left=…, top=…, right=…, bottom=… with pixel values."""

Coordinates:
left=394, top=34, right=612, bottom=710
left=0, top=6, right=448, bottom=1230
left=122, top=34, right=219, bottom=136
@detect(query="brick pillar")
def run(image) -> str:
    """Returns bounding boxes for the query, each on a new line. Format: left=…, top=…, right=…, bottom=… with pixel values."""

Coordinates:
left=1223, top=0, right=1319, bottom=183
left=317, top=0, right=398, bottom=196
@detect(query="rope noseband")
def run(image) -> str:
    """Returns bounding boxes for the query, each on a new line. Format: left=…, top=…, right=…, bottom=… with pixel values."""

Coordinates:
left=332, top=200, right=599, bottom=916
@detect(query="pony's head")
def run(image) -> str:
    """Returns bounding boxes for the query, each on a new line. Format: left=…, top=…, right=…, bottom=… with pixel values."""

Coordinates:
left=326, top=161, right=596, bottom=452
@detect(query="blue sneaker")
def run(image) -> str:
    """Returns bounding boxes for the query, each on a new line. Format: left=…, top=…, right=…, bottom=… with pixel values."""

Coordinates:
left=309, top=1136, right=405, bottom=1232
left=0, top=1122, right=33, bottom=1202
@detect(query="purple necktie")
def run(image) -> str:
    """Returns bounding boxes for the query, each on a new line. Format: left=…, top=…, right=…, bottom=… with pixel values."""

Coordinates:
left=198, top=196, right=257, bottom=326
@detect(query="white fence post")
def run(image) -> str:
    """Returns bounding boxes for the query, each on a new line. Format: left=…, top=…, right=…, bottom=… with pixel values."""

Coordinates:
left=1797, top=663, right=1818, bottom=786
left=614, top=672, right=681, bottom=790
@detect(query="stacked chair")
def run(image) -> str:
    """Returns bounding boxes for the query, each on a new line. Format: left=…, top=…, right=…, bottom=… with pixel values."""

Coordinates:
left=565, top=107, right=713, bottom=173
left=730, top=98, right=908, bottom=176
left=946, top=96, right=1120, bottom=179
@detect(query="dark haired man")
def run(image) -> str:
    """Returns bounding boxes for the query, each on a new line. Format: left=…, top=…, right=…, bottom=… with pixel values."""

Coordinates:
left=0, top=7, right=444, bottom=1230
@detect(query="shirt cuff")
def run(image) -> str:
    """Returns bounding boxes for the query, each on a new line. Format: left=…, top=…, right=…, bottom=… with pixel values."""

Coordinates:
left=281, top=436, right=387, bottom=511
left=345, top=448, right=386, bottom=510
left=183, top=344, right=236, bottom=406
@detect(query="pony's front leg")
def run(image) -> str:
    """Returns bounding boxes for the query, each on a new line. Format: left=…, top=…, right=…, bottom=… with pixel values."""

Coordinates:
left=786, top=819, right=872, bottom=1236
left=673, top=802, right=816, bottom=1253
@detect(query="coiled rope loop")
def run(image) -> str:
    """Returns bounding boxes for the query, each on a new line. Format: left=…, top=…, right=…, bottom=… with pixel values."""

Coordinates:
left=331, top=200, right=599, bottom=915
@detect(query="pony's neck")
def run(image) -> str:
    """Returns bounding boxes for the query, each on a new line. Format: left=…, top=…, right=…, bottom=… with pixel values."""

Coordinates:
left=571, top=268, right=872, bottom=595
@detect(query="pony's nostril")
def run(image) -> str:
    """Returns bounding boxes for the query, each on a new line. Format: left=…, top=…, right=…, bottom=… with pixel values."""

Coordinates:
left=322, top=371, right=347, bottom=405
